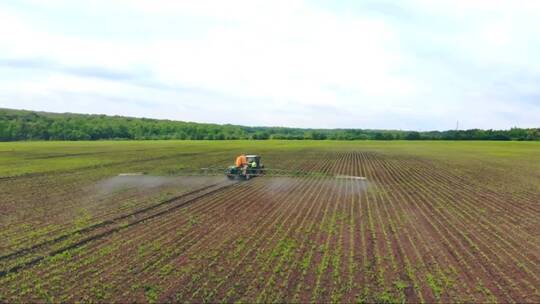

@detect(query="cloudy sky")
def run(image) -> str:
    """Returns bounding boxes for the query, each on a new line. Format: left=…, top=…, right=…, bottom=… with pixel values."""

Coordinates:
left=0, top=0, right=539, bottom=130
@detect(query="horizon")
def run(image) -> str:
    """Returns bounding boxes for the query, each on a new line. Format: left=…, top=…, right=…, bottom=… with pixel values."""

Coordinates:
left=1, top=1, right=539, bottom=130
left=3, top=107, right=535, bottom=133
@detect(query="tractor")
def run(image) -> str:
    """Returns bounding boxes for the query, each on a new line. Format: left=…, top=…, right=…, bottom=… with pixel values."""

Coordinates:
left=226, top=155, right=264, bottom=180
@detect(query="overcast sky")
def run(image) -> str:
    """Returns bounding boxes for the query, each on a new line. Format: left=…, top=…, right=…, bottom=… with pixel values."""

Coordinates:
left=1, top=0, right=539, bottom=130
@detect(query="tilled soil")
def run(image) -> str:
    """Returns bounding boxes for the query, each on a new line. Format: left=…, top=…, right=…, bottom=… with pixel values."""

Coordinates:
left=0, top=150, right=538, bottom=303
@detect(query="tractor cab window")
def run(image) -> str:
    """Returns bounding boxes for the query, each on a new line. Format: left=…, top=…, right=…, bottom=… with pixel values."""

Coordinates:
left=246, top=155, right=259, bottom=165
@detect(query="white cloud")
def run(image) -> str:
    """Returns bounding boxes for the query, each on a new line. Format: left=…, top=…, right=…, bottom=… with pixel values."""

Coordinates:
left=0, top=0, right=539, bottom=129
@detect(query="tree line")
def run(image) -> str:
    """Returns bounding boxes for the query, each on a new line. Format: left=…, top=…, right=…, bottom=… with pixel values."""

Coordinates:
left=1, top=108, right=539, bottom=141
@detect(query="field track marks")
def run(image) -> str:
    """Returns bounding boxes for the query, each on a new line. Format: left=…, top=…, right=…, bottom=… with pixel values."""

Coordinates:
left=0, top=181, right=237, bottom=278
left=111, top=178, right=293, bottom=302
left=37, top=179, right=265, bottom=302
left=68, top=180, right=267, bottom=302
left=0, top=182, right=224, bottom=261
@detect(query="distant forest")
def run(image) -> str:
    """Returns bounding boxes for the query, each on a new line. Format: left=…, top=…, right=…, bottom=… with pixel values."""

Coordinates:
left=1, top=108, right=539, bottom=141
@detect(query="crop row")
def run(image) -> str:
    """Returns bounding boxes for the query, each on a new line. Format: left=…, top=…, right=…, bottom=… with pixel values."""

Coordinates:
left=0, top=151, right=233, bottom=255
left=0, top=150, right=538, bottom=303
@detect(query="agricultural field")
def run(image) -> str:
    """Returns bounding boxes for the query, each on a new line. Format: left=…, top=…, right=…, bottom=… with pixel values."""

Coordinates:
left=0, top=140, right=538, bottom=303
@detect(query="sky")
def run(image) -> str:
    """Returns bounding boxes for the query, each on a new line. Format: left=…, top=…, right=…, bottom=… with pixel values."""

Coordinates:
left=0, top=0, right=539, bottom=130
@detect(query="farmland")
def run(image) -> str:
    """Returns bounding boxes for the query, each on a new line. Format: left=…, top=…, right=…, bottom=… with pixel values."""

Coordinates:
left=0, top=140, right=538, bottom=303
